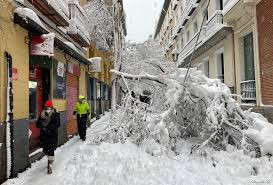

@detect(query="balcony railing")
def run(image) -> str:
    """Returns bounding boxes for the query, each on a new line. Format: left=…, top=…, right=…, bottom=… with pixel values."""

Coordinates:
left=27, top=0, right=69, bottom=26
left=199, top=11, right=224, bottom=42
left=67, top=1, right=90, bottom=47
left=241, top=80, right=256, bottom=102
left=179, top=11, right=225, bottom=61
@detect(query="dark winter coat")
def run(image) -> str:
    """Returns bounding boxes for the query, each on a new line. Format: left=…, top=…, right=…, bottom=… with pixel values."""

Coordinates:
left=36, top=108, right=60, bottom=153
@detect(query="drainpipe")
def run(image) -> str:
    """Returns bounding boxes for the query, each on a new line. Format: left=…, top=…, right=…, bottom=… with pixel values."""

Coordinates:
left=232, top=32, right=237, bottom=96
left=5, top=52, right=14, bottom=178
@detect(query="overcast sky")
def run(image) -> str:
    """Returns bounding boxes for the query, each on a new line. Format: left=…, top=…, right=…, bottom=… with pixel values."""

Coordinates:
left=123, top=0, right=164, bottom=43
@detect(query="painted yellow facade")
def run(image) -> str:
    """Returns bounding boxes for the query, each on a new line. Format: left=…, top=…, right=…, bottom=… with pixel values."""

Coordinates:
left=0, top=1, right=29, bottom=121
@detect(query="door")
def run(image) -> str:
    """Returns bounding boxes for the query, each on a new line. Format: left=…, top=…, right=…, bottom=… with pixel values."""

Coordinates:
left=29, top=65, right=43, bottom=153
left=66, top=73, right=79, bottom=137
left=244, top=33, right=255, bottom=81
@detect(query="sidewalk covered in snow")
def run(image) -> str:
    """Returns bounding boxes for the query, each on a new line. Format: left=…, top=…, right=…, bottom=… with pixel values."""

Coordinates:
left=3, top=113, right=273, bottom=185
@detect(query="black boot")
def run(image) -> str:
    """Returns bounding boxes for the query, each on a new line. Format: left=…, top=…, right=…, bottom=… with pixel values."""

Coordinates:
left=47, top=160, right=53, bottom=174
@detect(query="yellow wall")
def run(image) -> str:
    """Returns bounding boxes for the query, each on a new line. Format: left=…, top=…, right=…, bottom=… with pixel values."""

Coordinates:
left=0, top=1, right=29, bottom=121
left=52, top=48, right=83, bottom=112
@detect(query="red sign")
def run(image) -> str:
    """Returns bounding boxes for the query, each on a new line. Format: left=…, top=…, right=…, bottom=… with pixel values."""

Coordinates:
left=12, top=68, right=18, bottom=80
left=30, top=33, right=55, bottom=56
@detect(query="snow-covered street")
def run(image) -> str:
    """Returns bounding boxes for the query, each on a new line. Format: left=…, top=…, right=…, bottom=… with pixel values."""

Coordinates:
left=3, top=113, right=273, bottom=185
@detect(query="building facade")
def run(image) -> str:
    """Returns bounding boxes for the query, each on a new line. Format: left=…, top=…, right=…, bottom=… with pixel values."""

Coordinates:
left=0, top=0, right=126, bottom=183
left=155, top=0, right=273, bottom=121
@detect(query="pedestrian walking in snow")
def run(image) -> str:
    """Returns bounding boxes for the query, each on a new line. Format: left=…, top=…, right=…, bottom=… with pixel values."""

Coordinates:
left=73, top=95, right=90, bottom=141
left=36, top=100, right=60, bottom=174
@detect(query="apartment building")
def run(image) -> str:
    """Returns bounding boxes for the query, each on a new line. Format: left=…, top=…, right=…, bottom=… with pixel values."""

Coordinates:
left=154, top=0, right=180, bottom=62
left=155, top=0, right=273, bottom=121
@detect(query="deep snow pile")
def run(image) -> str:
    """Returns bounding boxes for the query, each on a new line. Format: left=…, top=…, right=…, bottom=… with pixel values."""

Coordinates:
left=107, top=67, right=273, bottom=158
left=4, top=114, right=273, bottom=185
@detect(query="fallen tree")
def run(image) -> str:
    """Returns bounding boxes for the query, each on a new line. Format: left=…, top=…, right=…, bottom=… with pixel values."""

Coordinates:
left=93, top=40, right=273, bottom=158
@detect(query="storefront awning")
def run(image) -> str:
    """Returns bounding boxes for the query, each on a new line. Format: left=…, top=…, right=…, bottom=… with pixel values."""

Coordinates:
left=14, top=13, right=90, bottom=65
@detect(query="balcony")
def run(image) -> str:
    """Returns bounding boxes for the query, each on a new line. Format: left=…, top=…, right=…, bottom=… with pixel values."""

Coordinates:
left=179, top=11, right=232, bottom=66
left=27, top=0, right=69, bottom=27
left=67, top=1, right=90, bottom=47
left=241, top=80, right=256, bottom=103
left=172, top=0, right=200, bottom=38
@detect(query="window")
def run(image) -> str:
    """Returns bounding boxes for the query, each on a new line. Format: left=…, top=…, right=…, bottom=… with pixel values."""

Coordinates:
left=243, top=32, right=255, bottom=81
left=181, top=37, right=184, bottom=48
left=194, top=20, right=198, bottom=34
left=96, top=82, right=101, bottom=99
left=187, top=30, right=190, bottom=42
left=217, top=52, right=224, bottom=82
left=216, top=0, right=224, bottom=10
left=203, top=8, right=208, bottom=22
left=203, top=58, right=209, bottom=77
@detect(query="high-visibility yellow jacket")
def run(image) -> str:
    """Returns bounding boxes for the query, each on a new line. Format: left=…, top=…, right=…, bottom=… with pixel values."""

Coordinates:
left=74, top=101, right=90, bottom=116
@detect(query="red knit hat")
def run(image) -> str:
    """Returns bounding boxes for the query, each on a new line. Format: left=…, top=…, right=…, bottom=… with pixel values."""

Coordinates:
left=45, top=100, right=53, bottom=108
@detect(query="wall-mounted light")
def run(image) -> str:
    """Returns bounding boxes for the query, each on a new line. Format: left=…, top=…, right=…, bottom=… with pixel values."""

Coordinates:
left=25, top=36, right=30, bottom=45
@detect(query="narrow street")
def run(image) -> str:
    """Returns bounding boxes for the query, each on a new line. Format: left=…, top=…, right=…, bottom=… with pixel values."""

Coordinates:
left=1, top=0, right=273, bottom=184
left=3, top=113, right=273, bottom=185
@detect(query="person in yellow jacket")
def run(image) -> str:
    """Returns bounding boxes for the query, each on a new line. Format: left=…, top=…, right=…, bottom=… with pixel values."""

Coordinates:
left=73, top=95, right=90, bottom=141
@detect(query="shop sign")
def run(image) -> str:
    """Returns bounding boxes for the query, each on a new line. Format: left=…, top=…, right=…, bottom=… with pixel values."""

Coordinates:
left=88, top=57, right=101, bottom=72
left=67, top=62, right=80, bottom=77
left=12, top=68, right=18, bottom=80
left=57, top=62, right=65, bottom=77
left=30, top=33, right=55, bottom=56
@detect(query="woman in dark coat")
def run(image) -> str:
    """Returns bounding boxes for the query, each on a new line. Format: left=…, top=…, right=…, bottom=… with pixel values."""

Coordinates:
left=36, top=100, right=60, bottom=174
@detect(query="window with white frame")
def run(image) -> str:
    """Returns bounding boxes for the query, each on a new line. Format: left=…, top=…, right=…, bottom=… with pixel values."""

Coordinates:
left=194, top=20, right=198, bottom=34
left=216, top=0, right=224, bottom=10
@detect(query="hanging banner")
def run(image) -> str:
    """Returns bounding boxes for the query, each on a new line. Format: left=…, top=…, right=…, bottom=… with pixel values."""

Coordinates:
left=30, top=33, right=55, bottom=56
left=57, top=62, right=65, bottom=77
left=88, top=57, right=101, bottom=72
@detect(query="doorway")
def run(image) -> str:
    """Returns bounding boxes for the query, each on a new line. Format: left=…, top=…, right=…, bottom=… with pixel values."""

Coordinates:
left=28, top=64, right=51, bottom=153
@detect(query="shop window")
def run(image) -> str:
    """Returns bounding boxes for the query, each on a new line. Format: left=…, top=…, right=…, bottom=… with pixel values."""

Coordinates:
left=29, top=81, right=38, bottom=120
left=53, top=61, right=66, bottom=99
left=96, top=82, right=101, bottom=99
